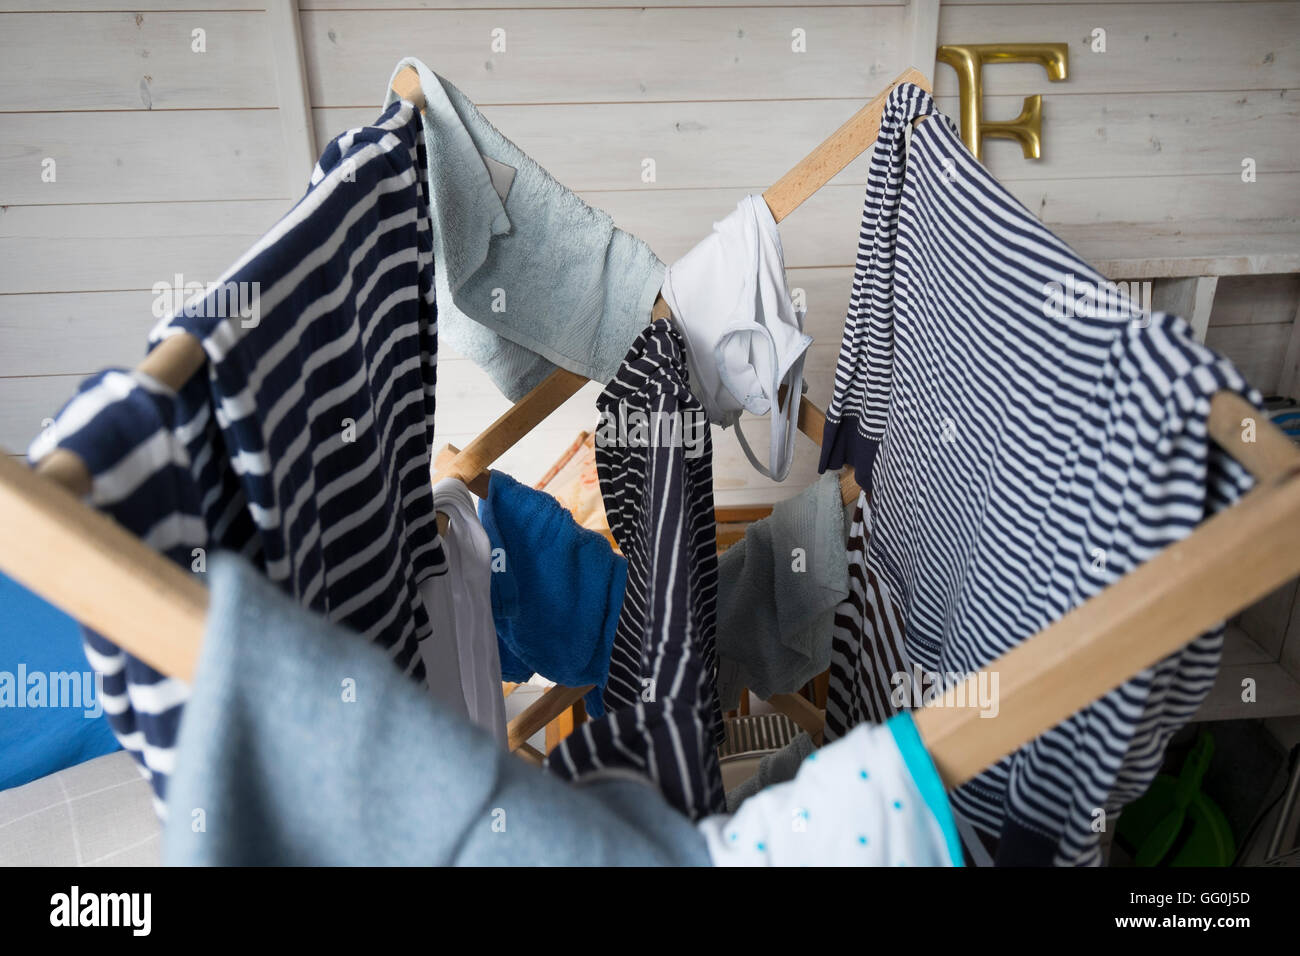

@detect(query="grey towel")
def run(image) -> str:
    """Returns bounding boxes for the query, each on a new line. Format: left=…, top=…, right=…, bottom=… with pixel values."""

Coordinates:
left=715, top=471, right=850, bottom=709
left=385, top=58, right=665, bottom=400
left=724, top=732, right=817, bottom=812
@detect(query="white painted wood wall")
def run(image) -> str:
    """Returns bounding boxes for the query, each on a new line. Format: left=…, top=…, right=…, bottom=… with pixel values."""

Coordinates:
left=1, top=0, right=1297, bottom=507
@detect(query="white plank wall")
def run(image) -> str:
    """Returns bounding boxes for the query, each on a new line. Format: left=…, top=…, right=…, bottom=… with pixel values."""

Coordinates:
left=0, top=2, right=295, bottom=471
left=0, top=1, right=1296, bottom=506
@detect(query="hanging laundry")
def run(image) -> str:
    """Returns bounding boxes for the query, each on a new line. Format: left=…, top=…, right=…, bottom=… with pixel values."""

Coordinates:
left=476, top=470, right=626, bottom=718
left=824, top=496, right=907, bottom=733
left=724, top=731, right=816, bottom=813
left=546, top=320, right=726, bottom=820
left=699, top=714, right=963, bottom=866
left=27, top=101, right=446, bottom=810
left=818, top=84, right=1260, bottom=865
left=427, top=478, right=507, bottom=744
left=660, top=195, right=812, bottom=480
left=163, top=553, right=712, bottom=866
left=385, top=58, right=664, bottom=401
left=714, top=470, right=850, bottom=710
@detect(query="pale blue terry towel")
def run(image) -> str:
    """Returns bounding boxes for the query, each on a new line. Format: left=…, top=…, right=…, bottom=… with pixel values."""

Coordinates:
left=715, top=471, right=850, bottom=710
left=163, top=553, right=711, bottom=866
left=385, top=58, right=665, bottom=400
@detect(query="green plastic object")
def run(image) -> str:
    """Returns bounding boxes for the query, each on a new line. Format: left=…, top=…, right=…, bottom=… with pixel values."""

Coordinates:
left=1115, top=733, right=1235, bottom=866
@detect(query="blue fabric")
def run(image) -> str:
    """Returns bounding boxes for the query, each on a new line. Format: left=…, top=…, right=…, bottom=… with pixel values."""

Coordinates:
left=0, top=572, right=119, bottom=790
left=545, top=321, right=726, bottom=821
left=164, top=552, right=710, bottom=866
left=887, top=712, right=964, bottom=867
left=477, top=471, right=625, bottom=717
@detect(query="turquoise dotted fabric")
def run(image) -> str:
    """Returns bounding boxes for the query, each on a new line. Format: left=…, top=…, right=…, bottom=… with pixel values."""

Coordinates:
left=697, top=712, right=963, bottom=866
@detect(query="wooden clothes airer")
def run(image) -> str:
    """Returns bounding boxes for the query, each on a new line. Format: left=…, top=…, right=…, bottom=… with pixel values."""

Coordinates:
left=2, top=68, right=1299, bottom=791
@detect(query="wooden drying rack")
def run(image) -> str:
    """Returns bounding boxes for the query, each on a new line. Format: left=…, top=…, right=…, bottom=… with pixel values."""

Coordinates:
left=2, top=66, right=1299, bottom=791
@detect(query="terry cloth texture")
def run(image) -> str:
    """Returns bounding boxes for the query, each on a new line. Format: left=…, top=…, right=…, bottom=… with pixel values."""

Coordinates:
left=385, top=57, right=664, bottom=401
left=818, top=83, right=1259, bottom=865
left=477, top=470, right=626, bottom=718
left=724, top=732, right=817, bottom=813
left=163, top=553, right=712, bottom=867
left=715, top=470, right=849, bottom=710
left=545, top=320, right=726, bottom=821
left=28, top=101, right=446, bottom=810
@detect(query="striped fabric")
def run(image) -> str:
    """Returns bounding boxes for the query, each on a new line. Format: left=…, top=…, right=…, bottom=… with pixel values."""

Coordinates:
left=546, top=320, right=726, bottom=820
left=824, top=495, right=909, bottom=736
left=819, top=84, right=1259, bottom=865
left=28, top=101, right=446, bottom=810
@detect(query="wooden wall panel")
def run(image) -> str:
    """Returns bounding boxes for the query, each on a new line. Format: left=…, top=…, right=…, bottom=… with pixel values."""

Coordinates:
left=0, top=12, right=277, bottom=110
left=300, top=7, right=907, bottom=106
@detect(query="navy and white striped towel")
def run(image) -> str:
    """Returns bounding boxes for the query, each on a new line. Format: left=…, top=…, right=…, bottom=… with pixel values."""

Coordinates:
left=819, top=84, right=1259, bottom=865
left=28, top=101, right=446, bottom=812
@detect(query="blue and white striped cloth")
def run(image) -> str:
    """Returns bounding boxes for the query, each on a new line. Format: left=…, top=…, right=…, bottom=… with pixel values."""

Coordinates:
left=545, top=320, right=726, bottom=820
left=819, top=84, right=1259, bottom=865
left=28, top=101, right=446, bottom=811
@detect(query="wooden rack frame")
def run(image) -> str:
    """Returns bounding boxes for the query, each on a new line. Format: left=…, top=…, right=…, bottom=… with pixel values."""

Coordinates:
left=2, top=67, right=1297, bottom=791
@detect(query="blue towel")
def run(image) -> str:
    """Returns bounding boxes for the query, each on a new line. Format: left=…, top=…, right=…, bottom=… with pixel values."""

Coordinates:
left=477, top=472, right=625, bottom=717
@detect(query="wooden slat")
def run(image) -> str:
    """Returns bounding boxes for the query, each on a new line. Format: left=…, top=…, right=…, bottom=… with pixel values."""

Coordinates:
left=1206, top=321, right=1297, bottom=395
left=506, top=684, right=592, bottom=752
left=0, top=111, right=287, bottom=205
left=0, top=293, right=159, bottom=377
left=268, top=0, right=319, bottom=195
left=0, top=201, right=289, bottom=296
left=937, top=90, right=1300, bottom=180
left=1207, top=391, right=1300, bottom=483
left=545, top=697, right=582, bottom=753
left=767, top=692, right=825, bottom=744
left=301, top=7, right=907, bottom=107
left=936, top=2, right=1300, bottom=97
left=300, top=0, right=900, bottom=7
left=0, top=12, right=276, bottom=111
left=0, top=453, right=208, bottom=683
left=0, top=1, right=265, bottom=9
left=765, top=67, right=929, bottom=221
left=313, top=98, right=887, bottom=194
left=316, top=89, right=1299, bottom=193
left=586, top=188, right=1300, bottom=279
left=1209, top=275, right=1300, bottom=328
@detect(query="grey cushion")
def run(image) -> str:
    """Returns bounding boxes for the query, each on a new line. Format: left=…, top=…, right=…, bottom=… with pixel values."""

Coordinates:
left=0, top=751, right=160, bottom=866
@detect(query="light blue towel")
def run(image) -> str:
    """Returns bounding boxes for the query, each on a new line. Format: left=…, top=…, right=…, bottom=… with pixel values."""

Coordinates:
left=385, top=58, right=665, bottom=401
left=163, top=553, right=710, bottom=866
left=715, top=471, right=850, bottom=709
left=477, top=471, right=626, bottom=718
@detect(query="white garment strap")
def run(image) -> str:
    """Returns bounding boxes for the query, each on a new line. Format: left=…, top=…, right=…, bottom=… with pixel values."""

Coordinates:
left=719, top=319, right=807, bottom=482
left=661, top=195, right=812, bottom=481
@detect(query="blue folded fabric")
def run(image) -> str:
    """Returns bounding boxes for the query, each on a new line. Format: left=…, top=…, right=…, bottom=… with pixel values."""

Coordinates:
left=0, top=572, right=119, bottom=790
left=477, top=472, right=626, bottom=717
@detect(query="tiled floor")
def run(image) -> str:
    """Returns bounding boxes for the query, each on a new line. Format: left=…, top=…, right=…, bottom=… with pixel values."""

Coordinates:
left=0, top=751, right=160, bottom=866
